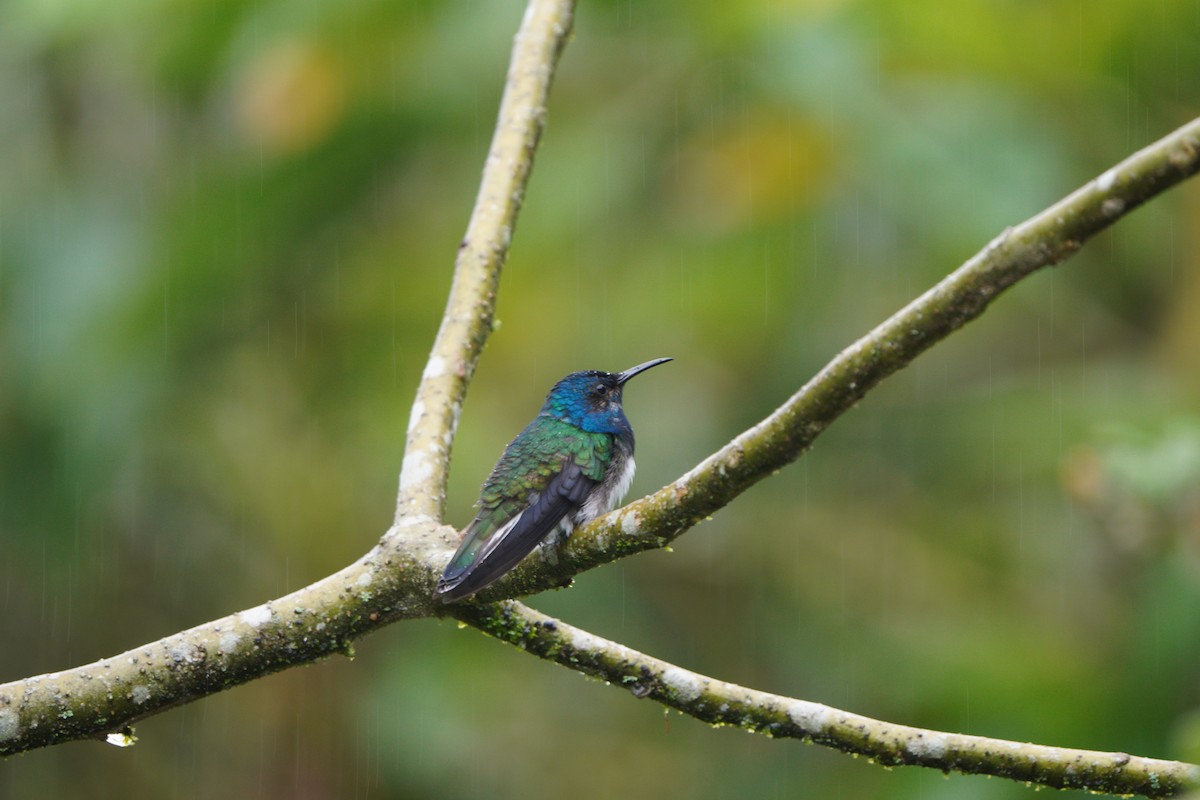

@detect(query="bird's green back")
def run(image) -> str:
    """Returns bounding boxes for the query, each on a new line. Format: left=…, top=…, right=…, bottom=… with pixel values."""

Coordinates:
left=447, top=417, right=611, bottom=572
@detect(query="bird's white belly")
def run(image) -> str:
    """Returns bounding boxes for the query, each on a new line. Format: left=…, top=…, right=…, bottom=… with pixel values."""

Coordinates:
left=576, top=453, right=635, bottom=526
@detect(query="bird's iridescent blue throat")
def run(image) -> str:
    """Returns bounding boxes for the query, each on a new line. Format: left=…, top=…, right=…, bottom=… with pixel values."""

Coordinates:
left=434, top=357, right=672, bottom=603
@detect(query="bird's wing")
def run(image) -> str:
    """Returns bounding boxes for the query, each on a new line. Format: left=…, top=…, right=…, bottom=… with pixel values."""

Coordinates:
left=435, top=456, right=598, bottom=602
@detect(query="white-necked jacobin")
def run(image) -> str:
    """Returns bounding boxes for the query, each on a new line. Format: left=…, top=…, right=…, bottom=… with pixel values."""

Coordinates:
left=435, top=357, right=672, bottom=603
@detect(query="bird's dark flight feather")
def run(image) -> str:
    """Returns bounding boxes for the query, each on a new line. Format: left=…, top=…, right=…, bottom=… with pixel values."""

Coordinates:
left=434, top=459, right=597, bottom=602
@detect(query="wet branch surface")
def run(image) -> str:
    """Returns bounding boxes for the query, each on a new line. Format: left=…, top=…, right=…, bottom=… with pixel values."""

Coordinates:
left=454, top=114, right=1200, bottom=604
left=551, top=114, right=1200, bottom=578
left=2, top=0, right=1199, bottom=794
left=455, top=601, right=1200, bottom=798
left=0, top=0, right=576, bottom=760
left=393, top=0, right=576, bottom=525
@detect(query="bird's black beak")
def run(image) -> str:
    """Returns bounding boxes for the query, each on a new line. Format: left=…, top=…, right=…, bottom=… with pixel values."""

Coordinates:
left=616, top=357, right=673, bottom=386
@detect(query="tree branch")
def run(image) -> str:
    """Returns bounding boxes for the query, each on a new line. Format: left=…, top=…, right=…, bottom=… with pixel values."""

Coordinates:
left=455, top=601, right=1200, bottom=799
left=0, top=0, right=577, bottom=758
left=394, top=0, right=576, bottom=525
left=3, top=4, right=1199, bottom=794
left=459, top=114, right=1200, bottom=601
left=0, top=542, right=437, bottom=756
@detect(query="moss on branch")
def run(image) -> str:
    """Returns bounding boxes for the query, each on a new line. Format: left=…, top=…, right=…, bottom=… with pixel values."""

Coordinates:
left=456, top=601, right=1200, bottom=798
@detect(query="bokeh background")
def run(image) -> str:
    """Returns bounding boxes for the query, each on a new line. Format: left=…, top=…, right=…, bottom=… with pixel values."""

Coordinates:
left=4, top=0, right=1200, bottom=797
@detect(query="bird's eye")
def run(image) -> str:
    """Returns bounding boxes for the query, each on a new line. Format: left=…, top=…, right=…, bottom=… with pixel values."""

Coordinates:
left=594, top=384, right=607, bottom=395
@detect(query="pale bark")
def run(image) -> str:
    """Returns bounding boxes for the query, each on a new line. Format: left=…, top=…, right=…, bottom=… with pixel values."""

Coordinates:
left=2, top=1, right=1199, bottom=796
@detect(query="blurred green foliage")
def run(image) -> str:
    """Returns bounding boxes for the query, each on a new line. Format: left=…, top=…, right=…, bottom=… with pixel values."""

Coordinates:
left=3, top=0, right=1200, bottom=797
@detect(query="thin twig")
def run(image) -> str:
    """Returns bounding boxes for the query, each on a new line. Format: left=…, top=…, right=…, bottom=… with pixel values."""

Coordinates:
left=463, top=114, right=1200, bottom=599
left=394, top=0, right=577, bottom=525
left=456, top=601, right=1200, bottom=799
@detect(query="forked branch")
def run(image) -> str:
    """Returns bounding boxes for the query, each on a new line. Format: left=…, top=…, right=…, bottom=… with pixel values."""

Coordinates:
left=1, top=2, right=1198, bottom=796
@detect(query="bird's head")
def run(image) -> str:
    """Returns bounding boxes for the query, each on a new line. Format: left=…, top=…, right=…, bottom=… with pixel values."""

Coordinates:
left=540, top=358, right=672, bottom=433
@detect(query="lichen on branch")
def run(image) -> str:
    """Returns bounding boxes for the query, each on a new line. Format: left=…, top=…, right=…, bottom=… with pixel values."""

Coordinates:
left=455, top=601, right=1200, bottom=799
left=2, top=1, right=1199, bottom=795
left=553, top=115, right=1200, bottom=577
left=394, top=0, right=577, bottom=525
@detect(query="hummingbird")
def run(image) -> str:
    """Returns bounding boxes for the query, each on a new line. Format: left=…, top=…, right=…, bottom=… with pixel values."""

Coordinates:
left=435, top=357, right=672, bottom=603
